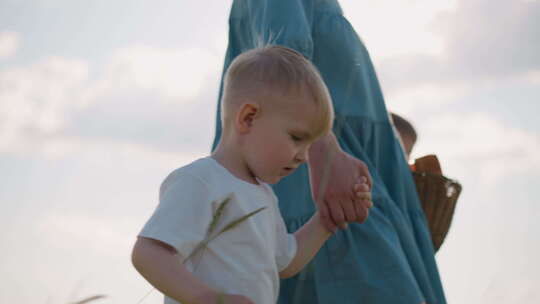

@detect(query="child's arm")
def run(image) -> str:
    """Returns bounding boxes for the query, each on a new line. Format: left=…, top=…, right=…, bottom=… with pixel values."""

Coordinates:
left=279, top=180, right=372, bottom=279
left=279, top=212, right=331, bottom=279
left=132, top=236, right=254, bottom=304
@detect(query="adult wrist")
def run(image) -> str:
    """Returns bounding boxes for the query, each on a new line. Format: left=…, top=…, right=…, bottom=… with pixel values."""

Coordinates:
left=308, top=132, right=341, bottom=166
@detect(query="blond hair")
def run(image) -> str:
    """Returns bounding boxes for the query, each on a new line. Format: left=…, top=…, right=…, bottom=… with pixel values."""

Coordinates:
left=221, top=45, right=334, bottom=138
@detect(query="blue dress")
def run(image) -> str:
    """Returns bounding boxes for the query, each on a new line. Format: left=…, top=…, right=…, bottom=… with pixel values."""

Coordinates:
left=212, top=1, right=447, bottom=303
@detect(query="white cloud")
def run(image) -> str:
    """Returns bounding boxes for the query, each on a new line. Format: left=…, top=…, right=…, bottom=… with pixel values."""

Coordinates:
left=0, top=31, right=19, bottom=59
left=342, top=0, right=459, bottom=58
left=71, top=136, right=202, bottom=167
left=523, top=70, right=540, bottom=85
left=2, top=207, right=157, bottom=303
left=36, top=212, right=136, bottom=257
left=0, top=57, right=90, bottom=151
left=413, top=112, right=540, bottom=188
left=369, top=0, right=540, bottom=118
left=0, top=44, right=221, bottom=157
left=0, top=136, right=205, bottom=303
left=376, top=0, right=540, bottom=92
left=433, top=0, right=540, bottom=77
left=421, top=112, right=540, bottom=304
left=96, top=45, right=222, bottom=101
left=385, top=83, right=470, bottom=115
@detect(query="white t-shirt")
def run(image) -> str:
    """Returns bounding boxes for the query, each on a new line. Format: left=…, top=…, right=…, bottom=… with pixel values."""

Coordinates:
left=139, top=157, right=297, bottom=304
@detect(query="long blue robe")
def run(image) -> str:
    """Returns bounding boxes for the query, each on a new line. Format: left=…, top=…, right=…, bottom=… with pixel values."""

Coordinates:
left=212, top=1, right=446, bottom=303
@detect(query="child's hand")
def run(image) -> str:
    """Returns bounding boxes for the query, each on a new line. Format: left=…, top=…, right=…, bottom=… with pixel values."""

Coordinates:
left=333, top=176, right=372, bottom=229
left=351, top=176, right=373, bottom=224
left=354, top=176, right=373, bottom=205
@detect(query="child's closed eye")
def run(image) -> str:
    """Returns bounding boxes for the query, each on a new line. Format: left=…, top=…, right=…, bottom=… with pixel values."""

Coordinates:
left=290, top=134, right=302, bottom=142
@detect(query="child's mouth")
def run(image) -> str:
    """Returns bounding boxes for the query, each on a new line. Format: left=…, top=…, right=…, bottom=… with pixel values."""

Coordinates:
left=283, top=167, right=295, bottom=174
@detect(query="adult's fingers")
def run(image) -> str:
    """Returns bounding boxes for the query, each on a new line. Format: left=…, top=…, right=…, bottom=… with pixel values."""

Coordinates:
left=356, top=204, right=369, bottom=223
left=350, top=188, right=362, bottom=224
left=327, top=200, right=347, bottom=229
left=353, top=197, right=365, bottom=223
left=341, top=198, right=357, bottom=223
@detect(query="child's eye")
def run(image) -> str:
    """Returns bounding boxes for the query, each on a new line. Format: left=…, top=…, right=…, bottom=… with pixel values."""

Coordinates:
left=290, top=134, right=302, bottom=142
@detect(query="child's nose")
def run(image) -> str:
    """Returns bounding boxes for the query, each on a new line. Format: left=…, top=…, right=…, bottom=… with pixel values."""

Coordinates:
left=295, top=147, right=309, bottom=163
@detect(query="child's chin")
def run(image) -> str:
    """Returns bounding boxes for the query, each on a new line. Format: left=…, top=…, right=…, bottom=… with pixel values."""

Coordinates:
left=263, top=176, right=282, bottom=185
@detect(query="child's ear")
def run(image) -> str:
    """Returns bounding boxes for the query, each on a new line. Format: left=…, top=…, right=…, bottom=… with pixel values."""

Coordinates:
left=236, top=102, right=260, bottom=133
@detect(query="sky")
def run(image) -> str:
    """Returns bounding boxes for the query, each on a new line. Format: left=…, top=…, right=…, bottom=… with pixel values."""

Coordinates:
left=0, top=0, right=539, bottom=303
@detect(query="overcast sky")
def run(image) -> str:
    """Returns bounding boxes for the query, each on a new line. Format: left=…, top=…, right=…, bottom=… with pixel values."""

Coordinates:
left=1, top=0, right=539, bottom=303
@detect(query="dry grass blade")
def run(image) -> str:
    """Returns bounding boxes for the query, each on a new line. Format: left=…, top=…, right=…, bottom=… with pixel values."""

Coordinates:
left=184, top=196, right=232, bottom=263
left=207, top=195, right=232, bottom=236
left=210, top=207, right=267, bottom=241
left=217, top=293, right=225, bottom=304
left=183, top=238, right=210, bottom=263
left=186, top=206, right=267, bottom=263
left=71, top=295, right=106, bottom=304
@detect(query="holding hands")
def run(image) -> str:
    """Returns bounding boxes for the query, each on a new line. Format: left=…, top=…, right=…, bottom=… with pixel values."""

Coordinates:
left=308, top=134, right=373, bottom=232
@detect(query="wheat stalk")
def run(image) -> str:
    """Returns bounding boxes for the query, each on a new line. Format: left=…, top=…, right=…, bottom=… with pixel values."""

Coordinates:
left=184, top=196, right=266, bottom=263
left=207, top=196, right=231, bottom=235
left=208, top=206, right=266, bottom=243
left=71, top=295, right=106, bottom=304
left=185, top=206, right=267, bottom=264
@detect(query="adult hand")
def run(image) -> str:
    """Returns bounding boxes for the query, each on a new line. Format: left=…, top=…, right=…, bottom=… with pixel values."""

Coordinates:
left=308, top=133, right=373, bottom=232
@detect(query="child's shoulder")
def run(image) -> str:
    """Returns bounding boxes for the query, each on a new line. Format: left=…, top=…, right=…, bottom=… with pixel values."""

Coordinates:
left=160, top=157, right=230, bottom=197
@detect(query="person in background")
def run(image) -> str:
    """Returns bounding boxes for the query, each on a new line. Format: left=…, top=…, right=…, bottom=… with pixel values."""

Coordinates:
left=390, top=112, right=418, bottom=161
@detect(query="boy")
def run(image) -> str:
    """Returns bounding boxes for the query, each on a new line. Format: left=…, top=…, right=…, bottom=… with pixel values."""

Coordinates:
left=390, top=112, right=417, bottom=161
left=131, top=46, right=373, bottom=304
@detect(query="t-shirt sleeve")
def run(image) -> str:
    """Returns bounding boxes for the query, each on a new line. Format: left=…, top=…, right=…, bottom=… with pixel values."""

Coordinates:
left=273, top=202, right=298, bottom=271
left=138, top=172, right=213, bottom=259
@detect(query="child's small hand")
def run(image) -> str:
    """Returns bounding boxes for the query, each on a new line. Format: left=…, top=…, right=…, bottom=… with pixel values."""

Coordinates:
left=334, top=176, right=372, bottom=229
left=354, top=177, right=373, bottom=206
left=352, top=176, right=373, bottom=223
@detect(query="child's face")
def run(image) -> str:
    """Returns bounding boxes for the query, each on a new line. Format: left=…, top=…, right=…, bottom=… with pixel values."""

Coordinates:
left=243, top=93, right=324, bottom=184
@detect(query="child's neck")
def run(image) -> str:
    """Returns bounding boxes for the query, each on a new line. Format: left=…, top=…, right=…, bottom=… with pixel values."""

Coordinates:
left=211, top=141, right=259, bottom=185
